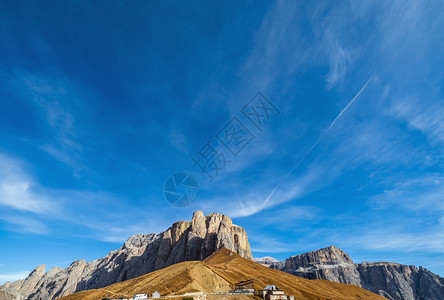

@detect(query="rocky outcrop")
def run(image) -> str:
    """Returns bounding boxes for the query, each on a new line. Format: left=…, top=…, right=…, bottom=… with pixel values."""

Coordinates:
left=1, top=280, right=24, bottom=300
left=0, top=211, right=252, bottom=300
left=0, top=290, right=14, bottom=300
left=270, top=246, right=361, bottom=285
left=356, top=262, right=444, bottom=300
left=269, top=246, right=444, bottom=300
left=253, top=256, right=279, bottom=267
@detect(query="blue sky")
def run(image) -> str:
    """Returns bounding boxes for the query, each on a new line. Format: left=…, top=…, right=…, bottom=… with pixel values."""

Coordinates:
left=1, top=0, right=444, bottom=283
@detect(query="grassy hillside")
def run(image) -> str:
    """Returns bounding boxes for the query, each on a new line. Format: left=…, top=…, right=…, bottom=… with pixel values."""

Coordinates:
left=59, top=249, right=386, bottom=300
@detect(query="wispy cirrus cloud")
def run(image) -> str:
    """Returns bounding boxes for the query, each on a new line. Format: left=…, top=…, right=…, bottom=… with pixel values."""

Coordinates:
left=324, top=31, right=351, bottom=89
left=4, top=69, right=90, bottom=176
left=370, top=174, right=444, bottom=212
left=0, top=152, right=166, bottom=240
left=390, top=96, right=444, bottom=145
left=325, top=172, right=444, bottom=262
left=347, top=228, right=444, bottom=254
left=0, top=215, right=49, bottom=235
left=0, top=153, right=58, bottom=214
left=249, top=233, right=296, bottom=253
left=339, top=212, right=444, bottom=258
left=0, top=271, right=31, bottom=284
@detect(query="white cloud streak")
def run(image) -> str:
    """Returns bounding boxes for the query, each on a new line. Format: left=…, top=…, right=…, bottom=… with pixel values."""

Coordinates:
left=261, top=70, right=377, bottom=211
left=0, top=154, right=58, bottom=214
left=391, top=97, right=444, bottom=145
left=325, top=33, right=351, bottom=88
left=0, top=152, right=165, bottom=240
left=0, top=271, right=30, bottom=285
left=0, top=215, right=49, bottom=235
left=6, top=69, right=89, bottom=175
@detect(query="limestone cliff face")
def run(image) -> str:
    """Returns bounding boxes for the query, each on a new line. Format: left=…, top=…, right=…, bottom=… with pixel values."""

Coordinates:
left=270, top=246, right=361, bottom=285
left=356, top=262, right=444, bottom=300
left=0, top=211, right=252, bottom=300
left=269, top=246, right=444, bottom=300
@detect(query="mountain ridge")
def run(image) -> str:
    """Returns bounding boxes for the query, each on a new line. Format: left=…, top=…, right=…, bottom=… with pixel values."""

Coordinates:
left=2, top=213, right=444, bottom=300
left=266, top=246, right=444, bottom=300
left=59, top=248, right=386, bottom=300
left=0, top=211, right=252, bottom=300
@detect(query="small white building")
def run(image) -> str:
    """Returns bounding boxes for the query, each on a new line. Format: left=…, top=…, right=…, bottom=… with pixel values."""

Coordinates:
left=131, top=294, right=148, bottom=300
left=151, top=291, right=161, bottom=298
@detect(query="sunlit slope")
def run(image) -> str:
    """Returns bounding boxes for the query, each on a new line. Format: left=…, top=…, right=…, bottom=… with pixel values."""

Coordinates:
left=59, top=249, right=386, bottom=300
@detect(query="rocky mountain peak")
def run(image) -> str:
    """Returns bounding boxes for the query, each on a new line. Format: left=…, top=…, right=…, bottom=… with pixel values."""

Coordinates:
left=253, top=256, right=279, bottom=267
left=27, top=264, right=45, bottom=279
left=192, top=209, right=204, bottom=220
left=300, top=245, right=354, bottom=265
left=270, top=245, right=354, bottom=272
left=190, top=210, right=206, bottom=238
left=0, top=211, right=252, bottom=300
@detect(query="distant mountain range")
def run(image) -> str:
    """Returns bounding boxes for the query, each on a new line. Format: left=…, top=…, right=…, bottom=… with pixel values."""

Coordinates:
left=1, top=211, right=443, bottom=300
left=256, top=246, right=444, bottom=300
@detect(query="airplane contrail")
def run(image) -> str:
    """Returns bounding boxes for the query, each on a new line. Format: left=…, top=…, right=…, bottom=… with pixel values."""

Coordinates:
left=263, top=70, right=378, bottom=206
